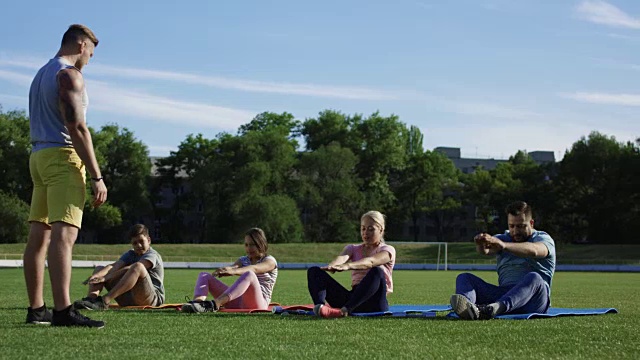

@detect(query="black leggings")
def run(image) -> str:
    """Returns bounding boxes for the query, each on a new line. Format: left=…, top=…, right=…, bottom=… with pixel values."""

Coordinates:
left=307, top=266, right=388, bottom=313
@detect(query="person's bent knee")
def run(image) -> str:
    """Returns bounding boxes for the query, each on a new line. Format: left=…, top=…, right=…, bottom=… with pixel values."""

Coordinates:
left=307, top=266, right=322, bottom=277
left=239, top=271, right=258, bottom=281
left=130, top=262, right=148, bottom=277
left=369, top=266, right=384, bottom=277
left=524, top=272, right=544, bottom=284
left=456, top=272, right=474, bottom=282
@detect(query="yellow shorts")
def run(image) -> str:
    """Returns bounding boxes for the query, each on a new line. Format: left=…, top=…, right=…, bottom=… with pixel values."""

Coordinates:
left=28, top=147, right=86, bottom=228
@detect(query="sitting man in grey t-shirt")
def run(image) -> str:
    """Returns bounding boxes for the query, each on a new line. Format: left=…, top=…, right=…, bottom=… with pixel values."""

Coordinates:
left=450, top=201, right=556, bottom=320
left=74, top=224, right=165, bottom=310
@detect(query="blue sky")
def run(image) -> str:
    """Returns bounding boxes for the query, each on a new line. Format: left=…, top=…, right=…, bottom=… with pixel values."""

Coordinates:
left=1, top=0, right=638, bottom=160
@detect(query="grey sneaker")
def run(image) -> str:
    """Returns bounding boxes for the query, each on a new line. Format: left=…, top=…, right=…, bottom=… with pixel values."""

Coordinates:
left=73, top=297, right=96, bottom=310
left=450, top=294, right=480, bottom=320
left=26, top=305, right=52, bottom=325
left=181, top=300, right=218, bottom=313
left=74, top=296, right=108, bottom=311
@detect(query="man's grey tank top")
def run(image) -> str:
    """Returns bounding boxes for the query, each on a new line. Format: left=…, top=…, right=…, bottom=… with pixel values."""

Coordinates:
left=29, top=57, right=88, bottom=152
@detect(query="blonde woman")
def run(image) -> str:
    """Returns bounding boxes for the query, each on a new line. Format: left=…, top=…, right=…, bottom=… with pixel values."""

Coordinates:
left=307, top=211, right=396, bottom=318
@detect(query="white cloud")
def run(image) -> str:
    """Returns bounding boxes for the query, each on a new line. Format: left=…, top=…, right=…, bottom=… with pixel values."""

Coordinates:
left=88, top=64, right=398, bottom=100
left=607, top=32, right=640, bottom=40
left=88, top=82, right=256, bottom=130
left=561, top=92, right=640, bottom=106
left=0, top=60, right=258, bottom=129
left=0, top=56, right=42, bottom=70
left=0, top=93, right=27, bottom=108
left=576, top=1, right=640, bottom=29
left=443, top=100, right=541, bottom=120
left=0, top=69, right=31, bottom=86
left=415, top=2, right=433, bottom=10
left=0, top=55, right=398, bottom=101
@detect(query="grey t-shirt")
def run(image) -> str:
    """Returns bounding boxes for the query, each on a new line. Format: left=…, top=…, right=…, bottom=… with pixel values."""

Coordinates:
left=119, top=247, right=165, bottom=304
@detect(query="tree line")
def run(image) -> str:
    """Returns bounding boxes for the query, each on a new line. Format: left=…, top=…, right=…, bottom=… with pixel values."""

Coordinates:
left=1, top=106, right=638, bottom=244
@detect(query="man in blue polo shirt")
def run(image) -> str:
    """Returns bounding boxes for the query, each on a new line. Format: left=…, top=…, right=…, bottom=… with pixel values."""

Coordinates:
left=450, top=201, right=556, bottom=320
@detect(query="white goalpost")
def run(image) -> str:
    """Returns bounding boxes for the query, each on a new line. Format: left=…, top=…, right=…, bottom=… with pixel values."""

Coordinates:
left=387, top=242, right=449, bottom=270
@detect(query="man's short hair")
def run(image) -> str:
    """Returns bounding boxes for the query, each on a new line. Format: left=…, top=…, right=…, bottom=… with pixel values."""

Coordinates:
left=128, top=224, right=150, bottom=239
left=61, top=24, right=99, bottom=47
left=505, top=201, right=532, bottom=218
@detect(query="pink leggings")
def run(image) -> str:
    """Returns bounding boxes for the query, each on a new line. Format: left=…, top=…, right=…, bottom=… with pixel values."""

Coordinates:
left=193, top=271, right=268, bottom=309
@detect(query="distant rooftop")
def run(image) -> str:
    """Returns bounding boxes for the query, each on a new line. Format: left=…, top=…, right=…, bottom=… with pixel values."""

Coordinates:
left=434, top=147, right=555, bottom=173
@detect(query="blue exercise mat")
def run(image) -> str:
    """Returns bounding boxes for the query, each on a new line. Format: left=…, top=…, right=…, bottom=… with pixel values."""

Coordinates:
left=447, top=307, right=618, bottom=320
left=272, top=304, right=452, bottom=317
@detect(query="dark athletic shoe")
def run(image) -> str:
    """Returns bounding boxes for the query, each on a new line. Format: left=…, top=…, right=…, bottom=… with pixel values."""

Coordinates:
left=181, top=300, right=218, bottom=313
left=26, top=305, right=52, bottom=325
left=74, top=296, right=108, bottom=311
left=51, top=306, right=105, bottom=328
left=478, top=304, right=499, bottom=320
left=450, top=294, right=480, bottom=320
left=73, top=296, right=95, bottom=310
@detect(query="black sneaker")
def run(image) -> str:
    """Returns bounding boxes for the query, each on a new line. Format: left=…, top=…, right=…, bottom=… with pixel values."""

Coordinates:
left=181, top=300, right=218, bottom=313
left=73, top=296, right=98, bottom=310
left=26, top=305, right=52, bottom=325
left=478, top=304, right=499, bottom=320
left=74, top=296, right=108, bottom=311
left=52, top=306, right=105, bottom=328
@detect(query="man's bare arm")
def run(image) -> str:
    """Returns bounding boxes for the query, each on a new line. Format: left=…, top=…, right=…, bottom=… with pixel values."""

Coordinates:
left=57, top=68, right=107, bottom=208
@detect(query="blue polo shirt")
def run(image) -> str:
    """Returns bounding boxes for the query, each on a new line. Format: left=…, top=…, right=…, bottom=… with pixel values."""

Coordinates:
left=495, top=230, right=556, bottom=291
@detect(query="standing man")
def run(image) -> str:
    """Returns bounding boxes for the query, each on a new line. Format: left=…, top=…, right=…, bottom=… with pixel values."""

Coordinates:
left=24, top=24, right=107, bottom=328
left=450, top=201, right=556, bottom=320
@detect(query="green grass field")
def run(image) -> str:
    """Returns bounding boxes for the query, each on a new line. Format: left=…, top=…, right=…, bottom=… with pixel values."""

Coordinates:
left=0, top=268, right=638, bottom=359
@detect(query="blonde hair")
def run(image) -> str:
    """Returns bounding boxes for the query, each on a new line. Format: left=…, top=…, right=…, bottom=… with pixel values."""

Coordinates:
left=361, top=210, right=386, bottom=242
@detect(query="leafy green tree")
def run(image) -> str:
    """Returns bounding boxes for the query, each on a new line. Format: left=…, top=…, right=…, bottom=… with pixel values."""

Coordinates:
left=92, top=124, right=152, bottom=222
left=158, top=112, right=303, bottom=243
left=298, top=143, right=363, bottom=242
left=81, top=124, right=151, bottom=242
left=153, top=133, right=219, bottom=243
left=356, top=112, right=409, bottom=210
left=301, top=110, right=363, bottom=152
left=0, top=190, right=29, bottom=243
left=239, top=111, right=300, bottom=140
left=0, top=107, right=32, bottom=203
left=394, top=149, right=461, bottom=241
left=462, top=168, right=501, bottom=234
left=220, top=113, right=302, bottom=242
left=556, top=132, right=640, bottom=244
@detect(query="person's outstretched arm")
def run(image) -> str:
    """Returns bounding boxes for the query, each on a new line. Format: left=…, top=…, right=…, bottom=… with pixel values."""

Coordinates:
left=334, top=251, right=392, bottom=271
left=214, top=258, right=248, bottom=277
left=321, top=246, right=351, bottom=272
left=219, top=258, right=277, bottom=277
left=479, top=235, right=549, bottom=259
left=83, top=260, right=126, bottom=285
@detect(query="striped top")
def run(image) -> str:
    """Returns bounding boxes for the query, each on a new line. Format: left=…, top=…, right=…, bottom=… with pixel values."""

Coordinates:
left=238, top=255, right=278, bottom=304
